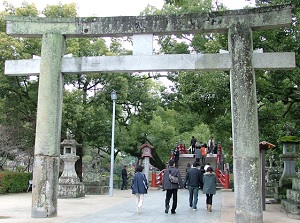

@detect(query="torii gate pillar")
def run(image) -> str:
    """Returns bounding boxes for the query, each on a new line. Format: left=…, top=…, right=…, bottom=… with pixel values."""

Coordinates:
left=229, top=25, right=262, bottom=222
left=31, top=34, right=65, bottom=217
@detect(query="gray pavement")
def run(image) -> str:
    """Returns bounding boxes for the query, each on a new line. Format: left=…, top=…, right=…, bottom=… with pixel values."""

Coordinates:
left=0, top=188, right=299, bottom=223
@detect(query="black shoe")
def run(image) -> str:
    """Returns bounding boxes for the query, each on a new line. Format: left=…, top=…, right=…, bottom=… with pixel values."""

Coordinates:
left=165, top=205, right=169, bottom=214
left=171, top=210, right=176, bottom=214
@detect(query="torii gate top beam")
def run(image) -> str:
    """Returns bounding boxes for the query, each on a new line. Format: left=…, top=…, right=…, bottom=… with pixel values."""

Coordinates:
left=5, top=4, right=293, bottom=38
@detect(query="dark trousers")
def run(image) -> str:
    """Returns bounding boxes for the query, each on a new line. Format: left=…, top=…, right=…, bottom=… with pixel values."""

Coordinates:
left=174, top=159, right=179, bottom=168
left=201, top=156, right=206, bottom=165
left=206, top=194, right=214, bottom=205
left=189, top=186, right=199, bottom=209
left=121, top=179, right=127, bottom=190
left=165, top=189, right=178, bottom=212
left=191, top=146, right=195, bottom=154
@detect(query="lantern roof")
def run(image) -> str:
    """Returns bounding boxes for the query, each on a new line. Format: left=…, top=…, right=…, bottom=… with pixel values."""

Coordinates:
left=259, top=141, right=275, bottom=150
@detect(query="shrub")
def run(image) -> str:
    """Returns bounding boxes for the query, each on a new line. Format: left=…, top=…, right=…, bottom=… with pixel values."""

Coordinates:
left=0, top=171, right=32, bottom=194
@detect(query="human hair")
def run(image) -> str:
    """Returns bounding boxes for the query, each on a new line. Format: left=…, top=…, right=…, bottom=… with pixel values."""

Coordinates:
left=135, top=165, right=143, bottom=172
left=207, top=167, right=213, bottom=172
left=187, top=163, right=191, bottom=167
left=169, top=159, right=175, bottom=166
left=193, top=161, right=200, bottom=167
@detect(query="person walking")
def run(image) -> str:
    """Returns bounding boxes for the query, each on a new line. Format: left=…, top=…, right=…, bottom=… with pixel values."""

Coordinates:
left=185, top=163, right=191, bottom=174
left=173, top=147, right=180, bottom=168
left=184, top=161, right=203, bottom=210
left=195, top=146, right=202, bottom=163
left=200, top=144, right=207, bottom=165
left=121, top=165, right=128, bottom=190
left=131, top=165, right=148, bottom=213
left=204, top=163, right=210, bottom=172
left=207, top=136, right=214, bottom=154
left=190, top=136, right=197, bottom=154
left=200, top=165, right=205, bottom=187
left=162, top=159, right=183, bottom=214
left=202, top=166, right=217, bottom=212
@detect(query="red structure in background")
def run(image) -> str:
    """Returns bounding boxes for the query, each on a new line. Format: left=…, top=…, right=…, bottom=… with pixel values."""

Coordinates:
left=215, top=143, right=230, bottom=189
left=151, top=169, right=165, bottom=187
left=177, top=142, right=188, bottom=154
left=216, top=168, right=230, bottom=189
left=216, top=143, right=222, bottom=164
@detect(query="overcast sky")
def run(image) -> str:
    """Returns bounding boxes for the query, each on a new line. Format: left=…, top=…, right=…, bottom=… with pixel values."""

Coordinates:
left=1, top=0, right=255, bottom=17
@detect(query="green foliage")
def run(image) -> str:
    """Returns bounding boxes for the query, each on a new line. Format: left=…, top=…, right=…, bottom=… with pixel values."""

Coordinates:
left=42, top=3, right=77, bottom=17
left=15, top=3, right=38, bottom=16
left=0, top=171, right=32, bottom=193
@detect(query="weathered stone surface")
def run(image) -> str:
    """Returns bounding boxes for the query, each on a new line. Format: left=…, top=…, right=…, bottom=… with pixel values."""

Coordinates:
left=281, top=177, right=300, bottom=219
left=291, top=178, right=300, bottom=191
left=229, top=22, right=262, bottom=222
left=5, top=52, right=295, bottom=76
left=281, top=199, right=300, bottom=219
left=286, top=187, right=300, bottom=203
left=83, top=182, right=109, bottom=195
left=31, top=155, right=60, bottom=218
left=4, top=5, right=292, bottom=38
left=31, top=33, right=65, bottom=218
left=58, top=183, right=85, bottom=198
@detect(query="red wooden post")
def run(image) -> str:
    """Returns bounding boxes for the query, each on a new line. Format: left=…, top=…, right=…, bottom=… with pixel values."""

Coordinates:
left=151, top=170, right=157, bottom=187
left=224, top=172, right=230, bottom=189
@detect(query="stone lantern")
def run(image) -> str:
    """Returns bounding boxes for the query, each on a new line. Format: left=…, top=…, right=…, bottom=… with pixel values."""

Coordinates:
left=58, top=129, right=85, bottom=198
left=279, top=136, right=300, bottom=218
left=279, top=136, right=300, bottom=181
left=274, top=136, right=299, bottom=202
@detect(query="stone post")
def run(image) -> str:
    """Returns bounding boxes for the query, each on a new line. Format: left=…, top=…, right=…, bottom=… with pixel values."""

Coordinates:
left=229, top=23, right=262, bottom=222
left=31, top=33, right=65, bottom=218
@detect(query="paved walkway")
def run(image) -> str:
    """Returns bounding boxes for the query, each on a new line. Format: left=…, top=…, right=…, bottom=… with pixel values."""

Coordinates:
left=0, top=188, right=298, bottom=223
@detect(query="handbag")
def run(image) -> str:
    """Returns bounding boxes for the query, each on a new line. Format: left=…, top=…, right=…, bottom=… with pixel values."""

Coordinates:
left=140, top=172, right=148, bottom=190
left=169, top=170, right=179, bottom=184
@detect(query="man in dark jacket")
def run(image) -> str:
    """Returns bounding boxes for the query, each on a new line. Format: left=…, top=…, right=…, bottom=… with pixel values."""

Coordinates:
left=173, top=147, right=180, bottom=168
left=190, top=136, right=197, bottom=154
left=184, top=161, right=203, bottom=210
left=121, top=165, right=128, bottom=190
left=162, top=159, right=183, bottom=214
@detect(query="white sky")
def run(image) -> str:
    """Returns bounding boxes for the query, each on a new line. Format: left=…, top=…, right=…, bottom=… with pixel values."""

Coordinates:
left=1, top=0, right=255, bottom=17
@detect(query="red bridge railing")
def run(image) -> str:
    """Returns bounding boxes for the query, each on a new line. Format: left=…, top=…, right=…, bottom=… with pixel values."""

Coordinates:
left=215, top=168, right=230, bottom=189
left=151, top=169, right=165, bottom=187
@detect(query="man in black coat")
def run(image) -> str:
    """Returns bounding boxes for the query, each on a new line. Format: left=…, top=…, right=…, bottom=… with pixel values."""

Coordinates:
left=190, top=136, right=197, bottom=154
left=184, top=161, right=203, bottom=210
left=121, top=165, right=128, bottom=190
left=162, top=159, right=183, bottom=214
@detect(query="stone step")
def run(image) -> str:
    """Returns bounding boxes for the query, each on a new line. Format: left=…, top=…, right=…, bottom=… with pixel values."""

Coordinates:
left=292, top=178, right=300, bottom=190
left=177, top=154, right=218, bottom=182
left=281, top=199, right=300, bottom=220
left=286, top=188, right=300, bottom=202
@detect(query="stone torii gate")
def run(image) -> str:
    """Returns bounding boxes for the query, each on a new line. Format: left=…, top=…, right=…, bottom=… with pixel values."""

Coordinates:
left=4, top=5, right=295, bottom=223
